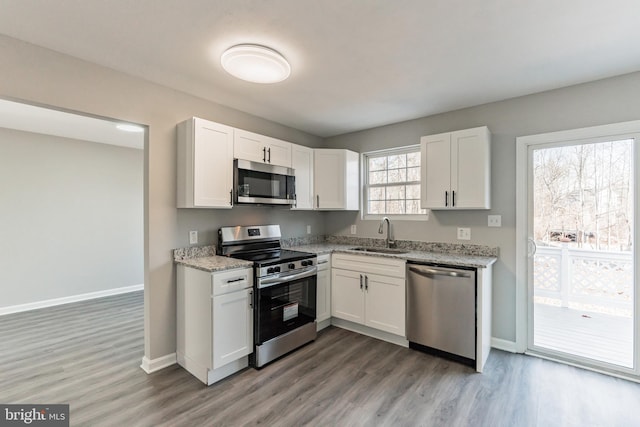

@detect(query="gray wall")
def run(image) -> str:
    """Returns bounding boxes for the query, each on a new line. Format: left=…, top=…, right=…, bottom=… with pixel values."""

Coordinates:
left=0, top=34, right=323, bottom=360
left=325, top=71, right=640, bottom=342
left=0, top=128, right=143, bottom=308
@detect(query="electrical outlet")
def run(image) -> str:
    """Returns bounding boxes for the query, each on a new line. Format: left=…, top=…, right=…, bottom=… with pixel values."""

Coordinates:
left=306, top=225, right=311, bottom=234
left=189, top=230, right=198, bottom=245
left=457, top=227, right=471, bottom=240
left=488, top=215, right=502, bottom=227
left=350, top=224, right=357, bottom=234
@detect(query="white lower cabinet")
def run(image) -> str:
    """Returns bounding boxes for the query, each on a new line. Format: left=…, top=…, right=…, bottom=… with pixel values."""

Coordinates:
left=315, top=254, right=331, bottom=329
left=331, top=254, right=405, bottom=337
left=177, top=265, right=253, bottom=385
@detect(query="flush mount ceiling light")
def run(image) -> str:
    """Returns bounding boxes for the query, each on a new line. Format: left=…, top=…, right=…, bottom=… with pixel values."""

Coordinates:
left=116, top=123, right=144, bottom=133
left=221, top=44, right=291, bottom=84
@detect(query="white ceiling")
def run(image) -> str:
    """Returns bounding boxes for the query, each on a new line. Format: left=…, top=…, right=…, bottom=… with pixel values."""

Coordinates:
left=0, top=99, right=144, bottom=149
left=1, top=0, right=640, bottom=137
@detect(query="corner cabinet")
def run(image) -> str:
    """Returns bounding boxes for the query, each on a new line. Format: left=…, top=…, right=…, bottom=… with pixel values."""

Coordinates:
left=331, top=254, right=405, bottom=337
left=420, top=126, right=491, bottom=210
left=291, top=144, right=314, bottom=210
left=313, top=149, right=360, bottom=210
left=177, top=117, right=233, bottom=208
left=234, top=128, right=292, bottom=168
left=176, top=265, right=253, bottom=386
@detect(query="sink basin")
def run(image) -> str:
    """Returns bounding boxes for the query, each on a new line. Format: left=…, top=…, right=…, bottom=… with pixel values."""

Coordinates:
left=351, top=247, right=409, bottom=255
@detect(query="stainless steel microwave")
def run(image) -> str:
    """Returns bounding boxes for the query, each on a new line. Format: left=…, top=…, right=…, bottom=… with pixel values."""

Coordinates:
left=233, top=159, right=296, bottom=206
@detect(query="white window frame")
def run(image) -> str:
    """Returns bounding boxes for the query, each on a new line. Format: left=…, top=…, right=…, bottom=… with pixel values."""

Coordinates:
left=361, top=145, right=429, bottom=221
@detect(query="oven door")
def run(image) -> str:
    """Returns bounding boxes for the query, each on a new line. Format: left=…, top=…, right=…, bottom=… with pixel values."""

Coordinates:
left=234, top=159, right=295, bottom=205
left=255, top=268, right=317, bottom=345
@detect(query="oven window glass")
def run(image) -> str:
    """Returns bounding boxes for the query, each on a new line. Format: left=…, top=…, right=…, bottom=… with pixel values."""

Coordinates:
left=256, top=276, right=317, bottom=344
left=237, top=169, right=294, bottom=200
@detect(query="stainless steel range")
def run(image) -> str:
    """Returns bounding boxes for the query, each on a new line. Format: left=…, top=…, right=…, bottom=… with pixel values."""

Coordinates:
left=218, top=224, right=317, bottom=368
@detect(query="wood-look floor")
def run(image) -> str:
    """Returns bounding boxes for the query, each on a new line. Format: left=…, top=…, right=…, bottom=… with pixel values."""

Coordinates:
left=2, top=292, right=640, bottom=427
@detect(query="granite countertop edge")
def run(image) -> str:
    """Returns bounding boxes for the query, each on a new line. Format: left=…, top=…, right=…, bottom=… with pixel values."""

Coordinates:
left=175, top=255, right=254, bottom=273
left=288, top=244, right=497, bottom=269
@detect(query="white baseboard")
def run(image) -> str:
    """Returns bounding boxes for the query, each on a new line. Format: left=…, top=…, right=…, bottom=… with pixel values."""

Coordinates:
left=0, top=284, right=144, bottom=316
left=141, top=353, right=177, bottom=374
left=491, top=337, right=518, bottom=353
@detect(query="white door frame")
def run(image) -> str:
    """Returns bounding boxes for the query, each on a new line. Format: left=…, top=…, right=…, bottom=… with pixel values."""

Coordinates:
left=516, top=120, right=640, bottom=378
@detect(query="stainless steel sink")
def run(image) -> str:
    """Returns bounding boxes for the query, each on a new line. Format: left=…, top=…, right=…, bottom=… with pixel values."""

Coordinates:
left=351, top=247, right=409, bottom=254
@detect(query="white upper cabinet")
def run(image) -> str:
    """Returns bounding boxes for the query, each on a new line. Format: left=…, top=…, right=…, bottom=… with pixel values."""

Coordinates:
left=177, top=117, right=233, bottom=209
left=420, top=126, right=491, bottom=210
left=313, top=149, right=360, bottom=210
left=291, top=144, right=314, bottom=210
left=234, top=128, right=292, bottom=168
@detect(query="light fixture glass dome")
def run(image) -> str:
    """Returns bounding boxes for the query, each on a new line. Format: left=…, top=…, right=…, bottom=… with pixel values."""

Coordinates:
left=221, top=44, right=291, bottom=84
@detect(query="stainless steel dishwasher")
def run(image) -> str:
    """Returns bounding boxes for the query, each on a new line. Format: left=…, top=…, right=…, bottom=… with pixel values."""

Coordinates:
left=406, top=263, right=476, bottom=367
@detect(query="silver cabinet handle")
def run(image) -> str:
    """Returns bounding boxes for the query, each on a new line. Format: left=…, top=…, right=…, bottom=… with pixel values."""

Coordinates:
left=249, top=290, right=253, bottom=309
left=262, top=147, right=267, bottom=162
left=445, top=191, right=448, bottom=207
left=408, top=266, right=472, bottom=278
left=359, top=274, right=363, bottom=290
left=317, top=260, right=328, bottom=264
left=452, top=190, right=456, bottom=207
left=316, top=195, right=320, bottom=208
left=225, top=277, right=245, bottom=283
left=267, top=147, right=271, bottom=162
left=365, top=275, right=368, bottom=291
left=229, top=189, right=233, bottom=205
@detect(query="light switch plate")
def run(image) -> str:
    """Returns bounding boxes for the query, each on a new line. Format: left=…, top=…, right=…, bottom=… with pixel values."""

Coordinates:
left=189, top=230, right=198, bottom=245
left=457, top=227, right=471, bottom=240
left=488, top=215, right=502, bottom=227
left=350, top=224, right=357, bottom=234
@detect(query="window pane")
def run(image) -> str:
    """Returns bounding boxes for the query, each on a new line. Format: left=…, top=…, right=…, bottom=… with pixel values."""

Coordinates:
left=406, top=199, right=422, bottom=214
left=388, top=154, right=406, bottom=169
left=407, top=152, right=420, bottom=167
left=387, top=168, right=407, bottom=183
left=406, top=184, right=420, bottom=199
left=369, top=200, right=385, bottom=214
left=369, top=187, right=385, bottom=201
left=386, top=185, right=405, bottom=200
left=369, top=170, right=387, bottom=184
left=387, top=200, right=405, bottom=214
left=407, top=167, right=420, bottom=182
left=369, top=156, right=387, bottom=172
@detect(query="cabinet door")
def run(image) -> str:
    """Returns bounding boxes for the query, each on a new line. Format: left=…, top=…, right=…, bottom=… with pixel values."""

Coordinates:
left=451, top=127, right=491, bottom=209
left=177, top=118, right=234, bottom=208
left=265, top=137, right=292, bottom=168
left=331, top=268, right=364, bottom=324
left=212, top=288, right=253, bottom=369
left=314, top=149, right=345, bottom=209
left=316, top=261, right=331, bottom=322
left=291, top=144, right=314, bottom=210
left=234, top=129, right=268, bottom=164
left=420, top=132, right=451, bottom=209
left=364, top=273, right=406, bottom=336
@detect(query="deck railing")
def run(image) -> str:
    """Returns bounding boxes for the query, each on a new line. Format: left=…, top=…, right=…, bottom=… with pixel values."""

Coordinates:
left=534, top=243, right=634, bottom=311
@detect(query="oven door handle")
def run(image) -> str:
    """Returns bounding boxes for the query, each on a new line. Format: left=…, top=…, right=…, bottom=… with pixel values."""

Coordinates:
left=257, top=267, right=317, bottom=288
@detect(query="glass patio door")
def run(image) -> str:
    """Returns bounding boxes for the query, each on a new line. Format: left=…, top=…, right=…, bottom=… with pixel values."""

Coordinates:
left=527, top=135, right=637, bottom=372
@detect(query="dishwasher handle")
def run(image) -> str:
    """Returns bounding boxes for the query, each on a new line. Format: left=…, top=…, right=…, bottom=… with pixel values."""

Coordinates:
left=408, top=265, right=472, bottom=279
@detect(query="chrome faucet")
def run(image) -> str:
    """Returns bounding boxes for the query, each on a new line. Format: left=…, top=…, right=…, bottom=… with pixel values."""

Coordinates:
left=378, top=217, right=395, bottom=248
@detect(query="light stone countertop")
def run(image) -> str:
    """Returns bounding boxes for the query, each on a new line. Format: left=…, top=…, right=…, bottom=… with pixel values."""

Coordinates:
left=175, top=255, right=253, bottom=273
left=288, top=244, right=497, bottom=269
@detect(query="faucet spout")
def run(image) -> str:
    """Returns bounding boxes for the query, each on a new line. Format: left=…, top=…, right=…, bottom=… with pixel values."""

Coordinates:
left=378, top=217, right=395, bottom=248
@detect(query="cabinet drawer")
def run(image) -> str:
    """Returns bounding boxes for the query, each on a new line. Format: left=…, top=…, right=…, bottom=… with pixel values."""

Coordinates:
left=316, top=254, right=330, bottom=271
left=332, top=253, right=405, bottom=278
left=212, top=268, right=253, bottom=296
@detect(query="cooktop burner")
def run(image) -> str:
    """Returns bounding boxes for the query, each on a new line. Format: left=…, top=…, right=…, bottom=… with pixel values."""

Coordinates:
left=230, top=249, right=314, bottom=266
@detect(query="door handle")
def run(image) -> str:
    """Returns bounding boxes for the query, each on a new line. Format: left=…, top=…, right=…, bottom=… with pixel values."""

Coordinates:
left=316, top=195, right=320, bottom=208
left=452, top=190, right=456, bottom=207
left=527, top=238, right=537, bottom=258
left=267, top=147, right=271, bottom=162
left=408, top=266, right=472, bottom=278
left=445, top=191, right=448, bottom=207
left=229, top=189, right=233, bottom=206
left=359, top=274, right=363, bottom=290
left=364, top=275, right=368, bottom=291
left=262, top=147, right=266, bottom=162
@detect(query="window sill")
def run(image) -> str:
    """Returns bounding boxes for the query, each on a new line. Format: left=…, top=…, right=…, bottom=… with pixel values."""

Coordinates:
left=362, top=212, right=430, bottom=221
